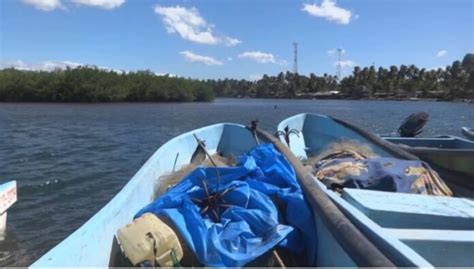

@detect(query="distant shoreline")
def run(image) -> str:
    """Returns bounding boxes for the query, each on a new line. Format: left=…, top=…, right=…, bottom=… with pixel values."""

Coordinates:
left=0, top=97, right=472, bottom=104
left=218, top=96, right=473, bottom=103
left=1, top=53, right=472, bottom=103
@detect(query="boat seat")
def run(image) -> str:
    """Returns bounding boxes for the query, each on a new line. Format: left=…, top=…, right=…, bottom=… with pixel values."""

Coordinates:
left=384, top=228, right=474, bottom=267
left=341, top=189, right=474, bottom=266
left=341, top=188, right=474, bottom=230
left=386, top=228, right=474, bottom=242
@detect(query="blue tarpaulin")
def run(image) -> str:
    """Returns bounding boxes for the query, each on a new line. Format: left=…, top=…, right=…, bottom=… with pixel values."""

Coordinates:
left=135, top=144, right=317, bottom=267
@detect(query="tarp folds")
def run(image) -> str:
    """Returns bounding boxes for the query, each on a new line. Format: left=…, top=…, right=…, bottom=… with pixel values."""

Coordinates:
left=315, top=151, right=452, bottom=196
left=135, top=144, right=317, bottom=267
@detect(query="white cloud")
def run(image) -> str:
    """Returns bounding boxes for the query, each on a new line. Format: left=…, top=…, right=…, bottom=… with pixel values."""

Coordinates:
left=1, top=60, right=177, bottom=76
left=238, top=51, right=286, bottom=65
left=43, top=60, right=83, bottom=70
left=2, top=59, right=118, bottom=72
left=239, top=51, right=275, bottom=64
left=223, top=37, right=242, bottom=47
left=153, top=5, right=241, bottom=46
left=21, top=0, right=126, bottom=10
left=1, top=60, right=82, bottom=71
left=154, top=5, right=216, bottom=45
left=227, top=57, right=233, bottom=61
left=72, top=0, right=126, bottom=9
left=249, top=74, right=262, bottom=81
left=179, top=51, right=223, bottom=66
left=154, top=72, right=177, bottom=77
left=436, top=50, right=447, bottom=57
left=334, top=60, right=355, bottom=68
left=302, top=0, right=353, bottom=25
left=20, top=0, right=63, bottom=11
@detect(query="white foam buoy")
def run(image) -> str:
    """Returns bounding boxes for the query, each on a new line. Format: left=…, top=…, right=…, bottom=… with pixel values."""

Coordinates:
left=0, top=181, right=17, bottom=238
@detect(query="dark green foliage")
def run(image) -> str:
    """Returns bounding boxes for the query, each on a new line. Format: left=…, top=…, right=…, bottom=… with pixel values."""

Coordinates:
left=0, top=54, right=472, bottom=102
left=210, top=55, right=472, bottom=100
left=338, top=54, right=473, bottom=100
left=209, top=71, right=338, bottom=99
left=0, top=67, right=215, bottom=102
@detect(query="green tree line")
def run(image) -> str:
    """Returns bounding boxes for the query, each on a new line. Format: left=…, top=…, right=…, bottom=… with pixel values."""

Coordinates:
left=0, top=67, right=214, bottom=102
left=339, top=53, right=473, bottom=100
left=210, top=53, right=473, bottom=100
left=0, top=53, right=472, bottom=102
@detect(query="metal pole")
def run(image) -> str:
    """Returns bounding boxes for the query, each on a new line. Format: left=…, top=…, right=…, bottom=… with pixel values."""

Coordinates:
left=337, top=48, right=342, bottom=81
left=293, top=42, right=298, bottom=74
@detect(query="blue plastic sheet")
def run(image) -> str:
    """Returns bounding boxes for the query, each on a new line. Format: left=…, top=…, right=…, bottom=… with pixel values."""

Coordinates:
left=135, top=144, right=317, bottom=267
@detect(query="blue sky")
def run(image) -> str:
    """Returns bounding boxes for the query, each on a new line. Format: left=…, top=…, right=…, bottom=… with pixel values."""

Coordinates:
left=1, top=0, right=473, bottom=79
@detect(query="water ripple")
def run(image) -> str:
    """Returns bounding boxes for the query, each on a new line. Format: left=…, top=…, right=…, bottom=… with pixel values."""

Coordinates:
left=0, top=99, right=472, bottom=266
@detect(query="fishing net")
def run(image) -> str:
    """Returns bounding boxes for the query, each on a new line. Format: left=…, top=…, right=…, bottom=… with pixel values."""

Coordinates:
left=311, top=146, right=453, bottom=196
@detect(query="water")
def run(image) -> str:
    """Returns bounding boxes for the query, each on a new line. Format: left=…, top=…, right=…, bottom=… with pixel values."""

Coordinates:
left=0, top=98, right=472, bottom=266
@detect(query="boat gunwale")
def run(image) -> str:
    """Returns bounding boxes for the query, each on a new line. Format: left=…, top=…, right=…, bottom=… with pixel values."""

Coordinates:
left=383, top=135, right=474, bottom=153
left=277, top=113, right=436, bottom=267
left=257, top=126, right=401, bottom=267
left=30, top=122, right=245, bottom=267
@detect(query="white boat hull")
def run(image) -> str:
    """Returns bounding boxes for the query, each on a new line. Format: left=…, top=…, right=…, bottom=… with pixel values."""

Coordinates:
left=0, top=180, right=17, bottom=239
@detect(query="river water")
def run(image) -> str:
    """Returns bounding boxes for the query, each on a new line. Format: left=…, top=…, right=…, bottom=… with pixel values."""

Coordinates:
left=1, top=98, right=472, bottom=266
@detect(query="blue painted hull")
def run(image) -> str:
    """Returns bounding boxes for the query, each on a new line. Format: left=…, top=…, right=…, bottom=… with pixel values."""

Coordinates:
left=278, top=113, right=474, bottom=267
left=382, top=135, right=474, bottom=180
left=383, top=135, right=474, bottom=150
left=30, top=123, right=361, bottom=267
left=31, top=124, right=258, bottom=267
left=29, top=119, right=474, bottom=267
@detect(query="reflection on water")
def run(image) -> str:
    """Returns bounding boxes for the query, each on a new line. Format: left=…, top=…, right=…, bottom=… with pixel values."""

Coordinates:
left=0, top=98, right=472, bottom=266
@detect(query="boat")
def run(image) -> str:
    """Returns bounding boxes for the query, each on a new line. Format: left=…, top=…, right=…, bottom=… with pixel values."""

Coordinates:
left=381, top=135, right=474, bottom=188
left=376, top=112, right=474, bottom=186
left=0, top=180, right=17, bottom=239
left=30, top=123, right=395, bottom=267
left=278, top=113, right=474, bottom=267
left=462, top=127, right=474, bottom=141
